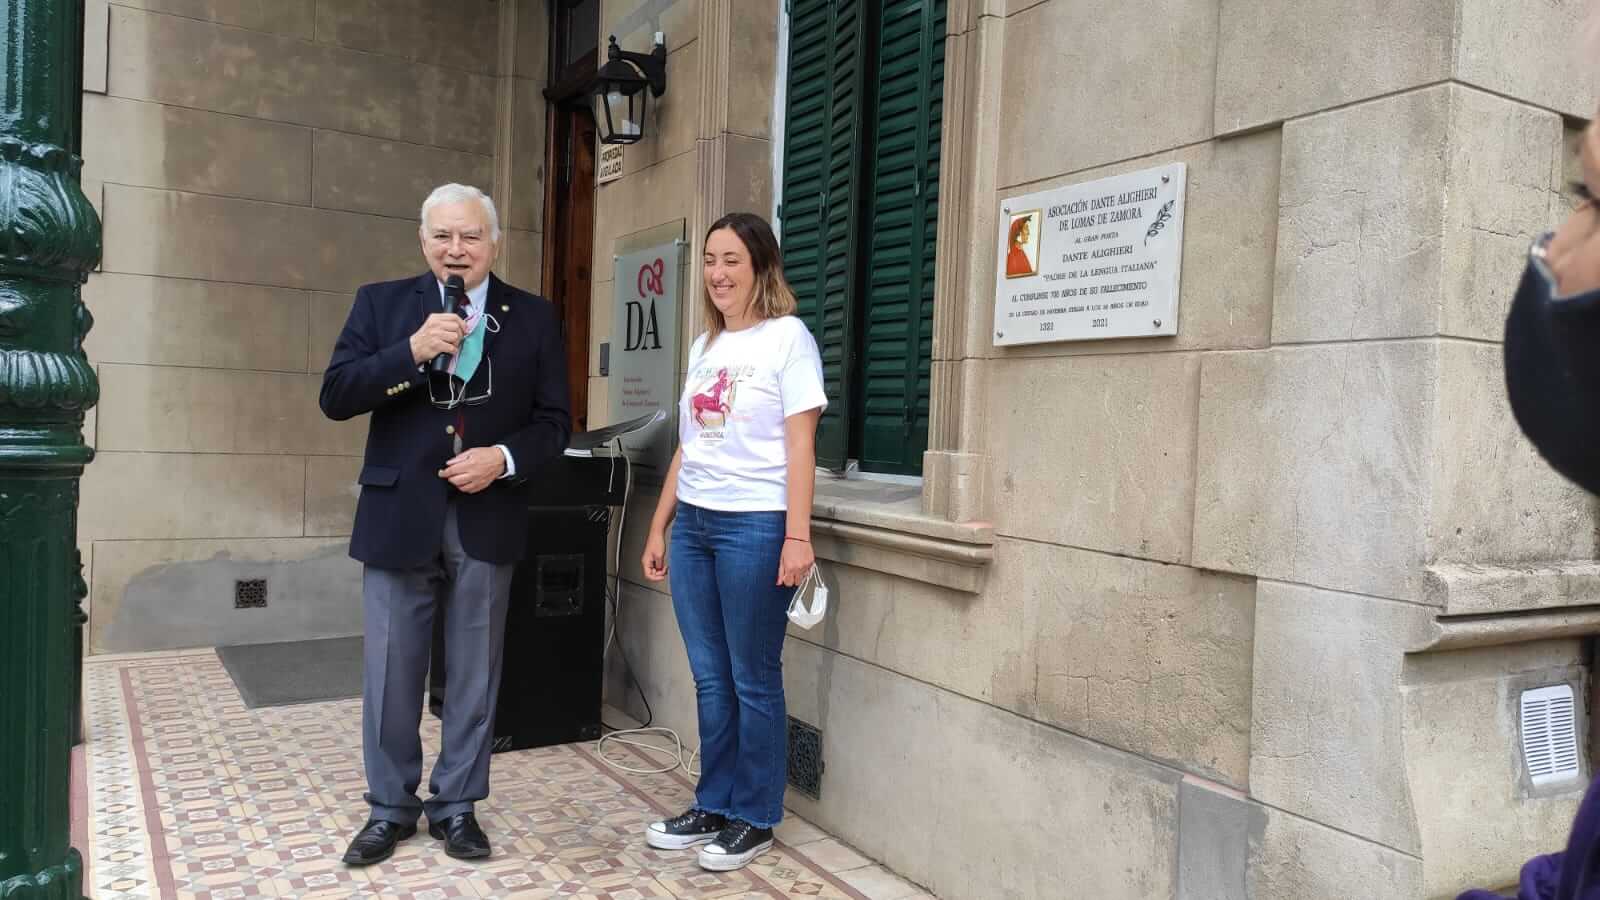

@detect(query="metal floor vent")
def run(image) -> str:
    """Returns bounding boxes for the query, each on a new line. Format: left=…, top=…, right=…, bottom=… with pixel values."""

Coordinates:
left=234, top=578, right=268, bottom=609
left=1521, top=684, right=1581, bottom=786
left=786, top=716, right=824, bottom=799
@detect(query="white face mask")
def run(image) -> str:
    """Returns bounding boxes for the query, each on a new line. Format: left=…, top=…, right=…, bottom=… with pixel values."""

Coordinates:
left=787, top=564, right=827, bottom=629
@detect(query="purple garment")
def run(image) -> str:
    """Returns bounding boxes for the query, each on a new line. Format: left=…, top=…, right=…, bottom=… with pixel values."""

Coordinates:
left=1459, top=778, right=1600, bottom=900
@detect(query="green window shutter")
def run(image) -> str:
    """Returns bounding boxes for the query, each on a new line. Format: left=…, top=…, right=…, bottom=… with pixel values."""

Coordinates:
left=780, top=0, right=865, bottom=470
left=856, top=0, right=945, bottom=475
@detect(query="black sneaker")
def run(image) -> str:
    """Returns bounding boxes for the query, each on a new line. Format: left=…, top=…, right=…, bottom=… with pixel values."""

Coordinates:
left=696, top=819, right=774, bottom=871
left=645, top=808, right=728, bottom=850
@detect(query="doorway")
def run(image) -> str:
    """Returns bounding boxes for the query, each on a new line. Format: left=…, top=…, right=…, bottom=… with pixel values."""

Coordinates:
left=542, top=0, right=601, bottom=432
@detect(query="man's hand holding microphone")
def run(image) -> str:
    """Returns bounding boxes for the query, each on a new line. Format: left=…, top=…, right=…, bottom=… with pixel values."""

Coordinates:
left=410, top=273, right=470, bottom=367
left=409, top=313, right=466, bottom=366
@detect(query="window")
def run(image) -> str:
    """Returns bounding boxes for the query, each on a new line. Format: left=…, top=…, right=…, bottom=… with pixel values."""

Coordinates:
left=780, top=0, right=946, bottom=475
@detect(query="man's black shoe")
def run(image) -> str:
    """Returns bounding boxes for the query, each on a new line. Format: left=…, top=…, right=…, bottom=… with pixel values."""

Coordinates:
left=341, top=819, right=417, bottom=866
left=428, top=811, right=491, bottom=859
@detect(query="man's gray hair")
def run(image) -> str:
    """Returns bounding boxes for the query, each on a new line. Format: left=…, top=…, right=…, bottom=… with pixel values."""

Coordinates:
left=419, top=183, right=501, bottom=243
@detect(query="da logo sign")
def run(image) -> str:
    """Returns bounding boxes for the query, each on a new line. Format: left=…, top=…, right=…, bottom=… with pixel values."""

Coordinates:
left=608, top=238, right=681, bottom=476
left=626, top=258, right=665, bottom=351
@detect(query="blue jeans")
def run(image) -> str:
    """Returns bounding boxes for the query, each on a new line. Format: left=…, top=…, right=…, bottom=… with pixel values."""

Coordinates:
left=669, top=502, right=791, bottom=828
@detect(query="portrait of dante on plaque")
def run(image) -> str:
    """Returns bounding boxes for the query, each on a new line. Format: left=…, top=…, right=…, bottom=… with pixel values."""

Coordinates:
left=1005, top=209, right=1041, bottom=279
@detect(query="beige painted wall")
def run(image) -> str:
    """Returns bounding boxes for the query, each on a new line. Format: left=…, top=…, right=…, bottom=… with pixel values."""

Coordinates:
left=77, top=0, right=546, bottom=653
left=603, top=1, right=1600, bottom=899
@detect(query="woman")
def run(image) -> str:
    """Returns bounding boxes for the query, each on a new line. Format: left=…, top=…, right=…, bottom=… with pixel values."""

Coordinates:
left=1459, top=105, right=1600, bottom=900
left=639, top=212, right=826, bottom=872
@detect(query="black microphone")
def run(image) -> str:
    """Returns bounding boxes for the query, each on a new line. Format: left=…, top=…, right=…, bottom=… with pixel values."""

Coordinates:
left=431, top=274, right=470, bottom=373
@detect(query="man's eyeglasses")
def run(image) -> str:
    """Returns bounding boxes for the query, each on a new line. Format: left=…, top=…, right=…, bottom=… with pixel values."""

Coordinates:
left=428, top=358, right=492, bottom=409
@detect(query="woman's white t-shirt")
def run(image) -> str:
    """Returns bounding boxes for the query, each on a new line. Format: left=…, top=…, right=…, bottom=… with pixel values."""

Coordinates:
left=675, top=316, right=828, bottom=511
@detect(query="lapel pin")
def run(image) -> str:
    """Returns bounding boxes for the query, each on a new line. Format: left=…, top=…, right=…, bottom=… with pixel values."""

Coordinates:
left=501, top=304, right=509, bottom=312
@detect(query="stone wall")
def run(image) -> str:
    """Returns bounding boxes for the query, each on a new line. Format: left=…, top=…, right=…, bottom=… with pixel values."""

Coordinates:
left=77, top=0, right=545, bottom=652
left=606, top=1, right=1600, bottom=898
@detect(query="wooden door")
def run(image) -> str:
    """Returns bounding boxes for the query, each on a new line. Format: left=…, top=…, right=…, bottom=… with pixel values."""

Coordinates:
left=543, top=107, right=595, bottom=432
left=541, top=0, right=600, bottom=432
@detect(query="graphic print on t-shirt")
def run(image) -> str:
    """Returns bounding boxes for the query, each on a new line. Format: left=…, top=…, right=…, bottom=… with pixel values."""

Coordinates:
left=688, top=366, right=742, bottom=437
left=674, top=318, right=828, bottom=512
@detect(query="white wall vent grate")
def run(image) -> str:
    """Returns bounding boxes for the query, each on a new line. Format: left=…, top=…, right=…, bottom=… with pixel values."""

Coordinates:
left=1521, top=684, right=1581, bottom=786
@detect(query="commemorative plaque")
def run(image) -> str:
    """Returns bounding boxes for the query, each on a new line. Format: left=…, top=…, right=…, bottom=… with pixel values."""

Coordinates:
left=993, top=162, right=1187, bottom=345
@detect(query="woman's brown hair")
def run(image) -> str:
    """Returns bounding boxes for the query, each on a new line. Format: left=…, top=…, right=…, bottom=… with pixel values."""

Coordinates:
left=702, top=212, right=797, bottom=346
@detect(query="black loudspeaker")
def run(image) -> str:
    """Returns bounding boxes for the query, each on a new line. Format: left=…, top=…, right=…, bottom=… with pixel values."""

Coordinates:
left=429, top=455, right=625, bottom=751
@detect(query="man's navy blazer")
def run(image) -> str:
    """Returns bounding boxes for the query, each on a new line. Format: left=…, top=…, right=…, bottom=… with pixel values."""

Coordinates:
left=319, top=272, right=571, bottom=570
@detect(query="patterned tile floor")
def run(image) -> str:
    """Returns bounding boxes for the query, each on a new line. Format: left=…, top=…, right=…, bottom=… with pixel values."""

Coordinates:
left=76, top=649, right=935, bottom=900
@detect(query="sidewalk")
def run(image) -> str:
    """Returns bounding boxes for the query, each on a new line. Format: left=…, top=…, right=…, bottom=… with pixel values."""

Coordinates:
left=75, top=648, right=934, bottom=900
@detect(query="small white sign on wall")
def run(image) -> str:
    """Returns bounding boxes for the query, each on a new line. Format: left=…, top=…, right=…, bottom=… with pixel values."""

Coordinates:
left=596, top=143, right=624, bottom=185
left=992, top=162, right=1187, bottom=345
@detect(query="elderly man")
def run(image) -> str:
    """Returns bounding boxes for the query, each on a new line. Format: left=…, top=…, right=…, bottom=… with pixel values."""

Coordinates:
left=320, top=183, right=570, bottom=865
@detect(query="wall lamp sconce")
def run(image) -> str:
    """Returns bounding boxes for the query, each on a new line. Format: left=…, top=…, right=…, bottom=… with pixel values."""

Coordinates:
left=591, top=33, right=668, bottom=145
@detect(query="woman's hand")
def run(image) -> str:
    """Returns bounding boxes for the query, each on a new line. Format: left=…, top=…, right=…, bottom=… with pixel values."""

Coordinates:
left=642, top=530, right=668, bottom=582
left=777, top=537, right=814, bottom=587
left=1548, top=113, right=1600, bottom=297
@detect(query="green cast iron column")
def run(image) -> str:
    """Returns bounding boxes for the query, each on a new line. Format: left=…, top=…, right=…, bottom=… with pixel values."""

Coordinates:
left=0, top=0, right=101, bottom=898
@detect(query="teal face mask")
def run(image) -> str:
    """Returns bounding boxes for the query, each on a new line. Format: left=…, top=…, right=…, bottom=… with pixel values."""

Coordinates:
left=451, top=311, right=486, bottom=386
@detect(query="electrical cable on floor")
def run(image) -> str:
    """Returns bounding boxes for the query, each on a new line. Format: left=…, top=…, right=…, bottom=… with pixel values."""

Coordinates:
left=599, top=438, right=647, bottom=729
left=594, top=437, right=701, bottom=778
left=598, top=727, right=702, bottom=777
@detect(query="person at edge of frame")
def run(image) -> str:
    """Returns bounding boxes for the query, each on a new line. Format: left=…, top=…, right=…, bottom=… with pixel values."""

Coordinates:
left=1458, top=70, right=1600, bottom=900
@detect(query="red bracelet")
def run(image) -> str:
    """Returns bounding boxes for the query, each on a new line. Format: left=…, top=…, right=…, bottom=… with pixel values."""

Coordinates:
left=785, top=536, right=809, bottom=543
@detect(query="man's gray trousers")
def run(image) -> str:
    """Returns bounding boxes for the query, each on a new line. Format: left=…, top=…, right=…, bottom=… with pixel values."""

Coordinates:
left=360, top=502, right=513, bottom=825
